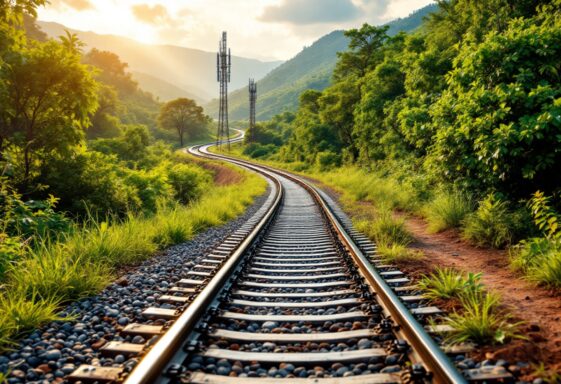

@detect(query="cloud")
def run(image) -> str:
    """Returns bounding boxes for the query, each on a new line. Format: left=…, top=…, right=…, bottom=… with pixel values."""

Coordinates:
left=49, top=0, right=94, bottom=11
left=131, top=4, right=172, bottom=25
left=260, top=0, right=360, bottom=25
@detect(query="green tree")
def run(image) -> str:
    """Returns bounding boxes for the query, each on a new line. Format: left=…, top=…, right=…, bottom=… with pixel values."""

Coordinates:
left=430, top=18, right=561, bottom=197
left=0, top=40, right=98, bottom=188
left=158, top=98, right=207, bottom=147
left=334, top=23, right=390, bottom=81
left=59, top=30, right=85, bottom=54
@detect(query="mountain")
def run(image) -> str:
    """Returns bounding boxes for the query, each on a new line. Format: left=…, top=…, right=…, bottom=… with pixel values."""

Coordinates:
left=208, top=3, right=439, bottom=121
left=37, top=21, right=282, bottom=104
left=130, top=71, right=203, bottom=104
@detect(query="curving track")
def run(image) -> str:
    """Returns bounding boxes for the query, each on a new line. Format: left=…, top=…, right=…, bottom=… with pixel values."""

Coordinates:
left=68, top=138, right=512, bottom=384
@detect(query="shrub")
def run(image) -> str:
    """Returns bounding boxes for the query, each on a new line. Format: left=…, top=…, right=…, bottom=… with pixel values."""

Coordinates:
left=417, top=267, right=483, bottom=300
left=511, top=238, right=561, bottom=288
left=510, top=192, right=561, bottom=288
left=165, top=162, right=211, bottom=204
left=445, top=291, right=523, bottom=345
left=462, top=195, right=515, bottom=248
left=0, top=235, right=25, bottom=281
left=243, top=143, right=278, bottom=159
left=315, top=151, right=341, bottom=171
left=423, top=190, right=474, bottom=232
left=124, top=168, right=173, bottom=213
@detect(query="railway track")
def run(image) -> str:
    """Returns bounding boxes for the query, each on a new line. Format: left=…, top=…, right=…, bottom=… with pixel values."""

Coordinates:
left=68, top=140, right=513, bottom=384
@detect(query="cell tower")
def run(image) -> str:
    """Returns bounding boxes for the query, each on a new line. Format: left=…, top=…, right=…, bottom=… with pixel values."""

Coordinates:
left=248, top=78, right=257, bottom=142
left=216, top=31, right=231, bottom=150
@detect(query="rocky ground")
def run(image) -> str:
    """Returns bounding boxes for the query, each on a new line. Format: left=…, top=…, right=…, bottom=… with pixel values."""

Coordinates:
left=0, top=190, right=270, bottom=384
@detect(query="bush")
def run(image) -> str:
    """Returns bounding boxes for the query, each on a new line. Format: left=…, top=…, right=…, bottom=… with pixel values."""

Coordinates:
left=423, top=190, right=474, bottom=233
left=0, top=182, right=71, bottom=241
left=165, top=162, right=211, bottom=204
left=243, top=143, right=278, bottom=159
left=124, top=168, right=173, bottom=213
left=430, top=19, right=561, bottom=198
left=0, top=235, right=25, bottom=281
left=315, top=151, right=341, bottom=171
left=463, top=195, right=516, bottom=248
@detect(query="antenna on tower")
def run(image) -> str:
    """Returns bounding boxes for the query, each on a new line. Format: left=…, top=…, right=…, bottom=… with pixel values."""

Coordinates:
left=216, top=31, right=231, bottom=150
left=248, top=79, right=257, bottom=142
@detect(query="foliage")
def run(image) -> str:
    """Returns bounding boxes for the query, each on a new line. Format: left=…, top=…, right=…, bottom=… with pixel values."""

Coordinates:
left=417, top=267, right=483, bottom=300
left=462, top=194, right=520, bottom=248
left=243, top=143, right=278, bottom=159
left=509, top=193, right=561, bottom=287
left=0, top=39, right=98, bottom=188
left=0, top=180, right=71, bottom=240
left=527, top=191, right=561, bottom=240
left=422, top=191, right=474, bottom=233
left=167, top=163, right=211, bottom=204
left=0, top=291, right=64, bottom=350
left=444, top=291, right=523, bottom=345
left=158, top=98, right=208, bottom=147
left=0, top=161, right=266, bottom=349
left=429, top=18, right=561, bottom=197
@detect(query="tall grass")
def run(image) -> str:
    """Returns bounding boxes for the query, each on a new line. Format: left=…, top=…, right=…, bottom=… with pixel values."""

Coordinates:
left=511, top=238, right=561, bottom=288
left=0, top=292, right=65, bottom=350
left=462, top=195, right=517, bottom=248
left=354, top=208, right=416, bottom=262
left=0, top=164, right=267, bottom=350
left=417, top=267, right=483, bottom=300
left=422, top=190, right=474, bottom=233
left=445, top=291, right=523, bottom=345
left=312, top=167, right=419, bottom=211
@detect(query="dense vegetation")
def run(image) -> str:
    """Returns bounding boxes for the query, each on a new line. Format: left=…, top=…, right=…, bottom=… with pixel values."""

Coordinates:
left=211, top=4, right=437, bottom=121
left=243, top=0, right=561, bottom=288
left=0, top=1, right=266, bottom=349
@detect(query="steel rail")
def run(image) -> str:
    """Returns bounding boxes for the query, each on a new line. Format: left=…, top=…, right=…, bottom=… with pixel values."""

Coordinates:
left=196, top=143, right=467, bottom=384
left=123, top=147, right=283, bottom=384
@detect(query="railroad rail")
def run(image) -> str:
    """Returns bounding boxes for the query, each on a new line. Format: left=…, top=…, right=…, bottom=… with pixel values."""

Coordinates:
left=68, top=137, right=513, bottom=384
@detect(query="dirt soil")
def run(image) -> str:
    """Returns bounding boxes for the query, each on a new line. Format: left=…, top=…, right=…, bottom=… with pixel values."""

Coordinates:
left=313, top=180, right=561, bottom=379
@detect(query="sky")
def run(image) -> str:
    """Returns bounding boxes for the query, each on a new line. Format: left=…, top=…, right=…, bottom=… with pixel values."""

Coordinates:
left=38, top=0, right=435, bottom=61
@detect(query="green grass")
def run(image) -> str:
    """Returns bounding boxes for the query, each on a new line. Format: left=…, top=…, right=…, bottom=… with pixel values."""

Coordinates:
left=417, top=267, right=483, bottom=300
left=422, top=190, right=474, bottom=233
left=354, top=209, right=416, bottom=262
left=444, top=291, right=523, bottom=345
left=0, top=161, right=267, bottom=350
left=0, top=292, right=66, bottom=351
left=510, top=238, right=561, bottom=288
left=462, top=195, right=515, bottom=248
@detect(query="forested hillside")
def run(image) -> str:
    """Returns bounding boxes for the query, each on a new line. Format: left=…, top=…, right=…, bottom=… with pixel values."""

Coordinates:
left=243, top=0, right=561, bottom=289
left=208, top=4, right=438, bottom=121
left=37, top=20, right=282, bottom=103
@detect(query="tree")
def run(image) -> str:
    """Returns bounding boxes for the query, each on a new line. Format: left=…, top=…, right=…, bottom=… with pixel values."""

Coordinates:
left=429, top=18, right=561, bottom=197
left=158, top=98, right=207, bottom=147
left=0, top=40, right=98, bottom=188
left=59, top=30, right=85, bottom=54
left=334, top=23, right=390, bottom=81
